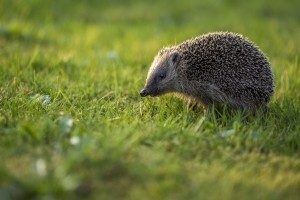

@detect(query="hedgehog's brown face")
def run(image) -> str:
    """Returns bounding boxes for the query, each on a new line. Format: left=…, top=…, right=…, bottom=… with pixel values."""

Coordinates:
left=140, top=50, right=181, bottom=97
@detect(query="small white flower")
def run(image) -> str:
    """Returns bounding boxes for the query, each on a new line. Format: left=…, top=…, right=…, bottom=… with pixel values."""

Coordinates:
left=65, top=118, right=73, bottom=127
left=30, top=93, right=51, bottom=106
left=42, top=95, right=51, bottom=106
left=58, top=116, right=74, bottom=133
left=107, top=51, right=119, bottom=60
left=219, top=129, right=235, bottom=138
left=70, top=136, right=80, bottom=146
left=36, top=159, right=47, bottom=177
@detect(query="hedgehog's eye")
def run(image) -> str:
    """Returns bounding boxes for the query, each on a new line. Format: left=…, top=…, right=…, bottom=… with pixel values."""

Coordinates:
left=159, top=73, right=166, bottom=80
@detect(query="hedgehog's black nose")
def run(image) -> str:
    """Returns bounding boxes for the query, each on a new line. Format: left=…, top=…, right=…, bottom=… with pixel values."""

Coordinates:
left=140, top=89, right=148, bottom=97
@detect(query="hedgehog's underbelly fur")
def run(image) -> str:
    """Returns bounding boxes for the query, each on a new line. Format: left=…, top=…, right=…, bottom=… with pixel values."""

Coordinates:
left=178, top=77, right=273, bottom=110
left=177, top=85, right=268, bottom=110
left=177, top=76, right=273, bottom=110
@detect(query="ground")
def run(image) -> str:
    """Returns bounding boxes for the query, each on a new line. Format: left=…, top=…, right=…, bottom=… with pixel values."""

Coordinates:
left=0, top=0, right=299, bottom=199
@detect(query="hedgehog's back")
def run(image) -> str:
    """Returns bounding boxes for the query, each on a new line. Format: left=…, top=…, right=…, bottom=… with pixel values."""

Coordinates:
left=177, top=32, right=274, bottom=109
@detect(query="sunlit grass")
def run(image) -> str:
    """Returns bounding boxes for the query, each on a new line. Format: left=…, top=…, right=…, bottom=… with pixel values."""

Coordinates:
left=0, top=0, right=299, bottom=199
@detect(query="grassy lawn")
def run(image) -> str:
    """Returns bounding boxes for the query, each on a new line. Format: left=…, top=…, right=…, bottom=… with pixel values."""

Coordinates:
left=0, top=0, right=299, bottom=199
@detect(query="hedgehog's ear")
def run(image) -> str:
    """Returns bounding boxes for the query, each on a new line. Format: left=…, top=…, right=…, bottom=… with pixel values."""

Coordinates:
left=168, top=51, right=181, bottom=67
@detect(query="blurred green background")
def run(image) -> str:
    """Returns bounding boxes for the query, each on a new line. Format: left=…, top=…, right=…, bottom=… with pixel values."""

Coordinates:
left=0, top=0, right=299, bottom=199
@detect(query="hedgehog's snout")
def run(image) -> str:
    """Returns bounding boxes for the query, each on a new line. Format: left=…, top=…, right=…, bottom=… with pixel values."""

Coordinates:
left=140, top=88, right=149, bottom=97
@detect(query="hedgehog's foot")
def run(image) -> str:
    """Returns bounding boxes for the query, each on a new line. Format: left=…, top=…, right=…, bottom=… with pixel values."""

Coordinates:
left=186, top=98, right=206, bottom=112
left=187, top=99, right=197, bottom=109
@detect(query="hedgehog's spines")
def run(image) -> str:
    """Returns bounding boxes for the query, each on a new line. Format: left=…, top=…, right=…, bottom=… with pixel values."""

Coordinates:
left=142, top=32, right=274, bottom=111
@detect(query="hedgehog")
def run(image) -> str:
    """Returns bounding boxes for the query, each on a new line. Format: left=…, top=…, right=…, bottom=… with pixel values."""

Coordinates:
left=140, top=32, right=274, bottom=111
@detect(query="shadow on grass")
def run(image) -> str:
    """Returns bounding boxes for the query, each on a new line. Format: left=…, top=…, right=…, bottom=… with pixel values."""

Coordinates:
left=181, top=97, right=300, bottom=156
left=0, top=26, right=51, bottom=46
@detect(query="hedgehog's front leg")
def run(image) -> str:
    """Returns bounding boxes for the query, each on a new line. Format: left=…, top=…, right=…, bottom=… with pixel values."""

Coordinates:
left=196, top=84, right=240, bottom=111
left=186, top=97, right=207, bottom=111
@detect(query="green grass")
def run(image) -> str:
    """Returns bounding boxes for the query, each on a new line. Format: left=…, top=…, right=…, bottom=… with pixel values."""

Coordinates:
left=0, top=0, right=299, bottom=199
